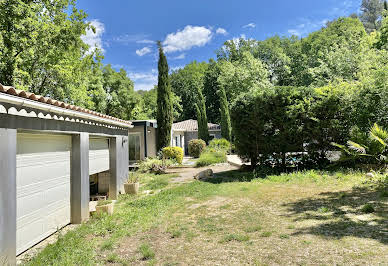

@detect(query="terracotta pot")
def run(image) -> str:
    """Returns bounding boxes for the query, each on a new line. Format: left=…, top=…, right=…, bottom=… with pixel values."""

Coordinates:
left=124, top=182, right=139, bottom=194
left=95, top=203, right=114, bottom=215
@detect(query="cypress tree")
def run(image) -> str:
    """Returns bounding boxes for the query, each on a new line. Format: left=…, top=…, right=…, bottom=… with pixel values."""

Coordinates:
left=196, top=87, right=209, bottom=142
left=218, top=87, right=232, bottom=141
left=156, top=41, right=173, bottom=151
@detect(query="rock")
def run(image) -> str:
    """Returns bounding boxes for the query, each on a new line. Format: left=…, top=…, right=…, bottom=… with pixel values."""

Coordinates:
left=366, top=172, right=375, bottom=178
left=194, top=169, right=213, bottom=180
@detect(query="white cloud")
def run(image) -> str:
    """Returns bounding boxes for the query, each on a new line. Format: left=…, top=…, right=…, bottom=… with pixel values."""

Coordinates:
left=113, top=34, right=150, bottom=44
left=287, top=19, right=328, bottom=37
left=216, top=27, right=228, bottom=35
left=242, top=23, right=256, bottom=29
left=127, top=70, right=158, bottom=91
left=136, top=39, right=155, bottom=44
left=136, top=47, right=152, bottom=56
left=171, top=53, right=185, bottom=60
left=82, top=19, right=105, bottom=53
left=163, top=25, right=212, bottom=53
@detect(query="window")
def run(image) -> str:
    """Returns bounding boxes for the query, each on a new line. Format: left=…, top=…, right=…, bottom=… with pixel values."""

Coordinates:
left=128, top=133, right=141, bottom=161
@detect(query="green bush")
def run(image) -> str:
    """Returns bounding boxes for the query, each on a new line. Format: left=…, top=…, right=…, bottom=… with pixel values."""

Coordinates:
left=196, top=149, right=227, bottom=167
left=188, top=139, right=206, bottom=158
left=162, top=146, right=183, bottom=164
left=209, top=138, right=231, bottom=151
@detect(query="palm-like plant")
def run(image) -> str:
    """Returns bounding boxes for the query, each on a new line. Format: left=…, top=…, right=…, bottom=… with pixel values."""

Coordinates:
left=332, top=123, right=388, bottom=165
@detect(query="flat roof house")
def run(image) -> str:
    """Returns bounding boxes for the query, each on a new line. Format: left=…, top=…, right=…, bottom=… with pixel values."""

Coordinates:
left=171, top=119, right=221, bottom=155
left=128, top=120, right=157, bottom=162
left=0, top=84, right=131, bottom=264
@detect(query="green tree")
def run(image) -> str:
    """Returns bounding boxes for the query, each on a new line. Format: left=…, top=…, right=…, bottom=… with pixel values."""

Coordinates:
left=376, top=11, right=388, bottom=49
left=0, top=0, right=91, bottom=97
left=253, top=36, right=293, bottom=86
left=134, top=87, right=182, bottom=121
left=218, top=86, right=232, bottom=141
left=195, top=86, right=210, bottom=142
left=203, top=59, right=222, bottom=123
left=217, top=51, right=271, bottom=100
left=156, top=41, right=173, bottom=150
left=360, top=0, right=384, bottom=33
left=101, top=64, right=138, bottom=120
left=170, top=61, right=208, bottom=121
left=297, top=18, right=369, bottom=87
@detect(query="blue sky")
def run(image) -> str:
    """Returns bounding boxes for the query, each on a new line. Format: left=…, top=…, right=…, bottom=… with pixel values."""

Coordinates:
left=78, top=0, right=361, bottom=91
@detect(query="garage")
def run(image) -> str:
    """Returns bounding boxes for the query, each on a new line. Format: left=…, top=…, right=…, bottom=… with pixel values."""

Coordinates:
left=1, top=84, right=131, bottom=264
left=16, top=133, right=72, bottom=255
left=89, top=137, right=110, bottom=175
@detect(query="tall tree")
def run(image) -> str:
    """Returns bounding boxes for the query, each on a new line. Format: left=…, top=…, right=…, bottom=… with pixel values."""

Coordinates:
left=195, top=86, right=210, bottom=142
left=218, top=86, right=232, bottom=141
left=156, top=41, right=173, bottom=150
left=360, top=0, right=384, bottom=33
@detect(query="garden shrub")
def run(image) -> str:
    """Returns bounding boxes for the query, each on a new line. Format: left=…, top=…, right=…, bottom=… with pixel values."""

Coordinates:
left=209, top=138, right=231, bottom=152
left=188, top=139, right=206, bottom=158
left=195, top=149, right=227, bottom=167
left=162, top=146, right=184, bottom=164
left=138, top=158, right=174, bottom=174
left=230, top=84, right=371, bottom=170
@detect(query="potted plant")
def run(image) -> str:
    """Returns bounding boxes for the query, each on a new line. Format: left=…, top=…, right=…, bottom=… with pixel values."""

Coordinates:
left=95, top=200, right=114, bottom=215
left=124, top=173, right=140, bottom=194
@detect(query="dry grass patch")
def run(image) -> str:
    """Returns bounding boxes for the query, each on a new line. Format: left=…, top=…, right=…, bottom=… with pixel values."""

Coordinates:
left=25, top=169, right=387, bottom=265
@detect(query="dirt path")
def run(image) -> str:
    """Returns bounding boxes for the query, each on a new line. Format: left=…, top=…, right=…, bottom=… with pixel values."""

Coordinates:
left=166, top=163, right=239, bottom=184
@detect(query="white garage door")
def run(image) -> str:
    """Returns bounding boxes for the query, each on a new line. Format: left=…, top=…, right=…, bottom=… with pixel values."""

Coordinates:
left=16, top=133, right=71, bottom=255
left=89, top=137, right=110, bottom=175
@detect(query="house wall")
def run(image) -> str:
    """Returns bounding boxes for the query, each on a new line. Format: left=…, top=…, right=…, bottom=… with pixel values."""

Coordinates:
left=147, top=127, right=157, bottom=157
left=128, top=124, right=157, bottom=160
left=172, top=130, right=185, bottom=154
left=209, top=130, right=222, bottom=139
left=0, top=129, right=17, bottom=265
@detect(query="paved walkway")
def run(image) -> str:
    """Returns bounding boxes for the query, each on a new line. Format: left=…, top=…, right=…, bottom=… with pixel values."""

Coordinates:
left=167, top=163, right=239, bottom=183
left=227, top=155, right=251, bottom=167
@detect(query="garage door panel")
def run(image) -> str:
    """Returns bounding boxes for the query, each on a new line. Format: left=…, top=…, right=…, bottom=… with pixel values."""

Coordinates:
left=16, top=133, right=71, bottom=255
left=89, top=138, right=110, bottom=175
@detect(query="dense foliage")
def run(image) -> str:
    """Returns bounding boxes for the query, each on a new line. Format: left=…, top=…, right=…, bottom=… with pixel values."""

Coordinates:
left=162, top=146, right=184, bottom=164
left=195, top=149, right=227, bottom=167
left=333, top=123, right=388, bottom=166
left=156, top=41, right=173, bottom=151
left=195, top=85, right=210, bottom=142
left=208, top=138, right=231, bottom=151
left=218, top=86, right=232, bottom=141
left=188, top=139, right=206, bottom=158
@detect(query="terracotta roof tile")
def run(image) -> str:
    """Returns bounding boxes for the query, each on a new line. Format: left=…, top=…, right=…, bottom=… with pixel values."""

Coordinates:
left=0, top=83, right=132, bottom=126
left=172, top=119, right=220, bottom=131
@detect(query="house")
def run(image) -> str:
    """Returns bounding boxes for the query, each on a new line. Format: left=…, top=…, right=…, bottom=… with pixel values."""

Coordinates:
left=171, top=119, right=222, bottom=155
left=0, top=84, right=131, bottom=264
left=128, top=120, right=157, bottom=161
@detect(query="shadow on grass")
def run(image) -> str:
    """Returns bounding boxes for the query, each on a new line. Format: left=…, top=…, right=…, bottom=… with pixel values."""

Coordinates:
left=283, top=185, right=388, bottom=244
left=201, top=170, right=255, bottom=184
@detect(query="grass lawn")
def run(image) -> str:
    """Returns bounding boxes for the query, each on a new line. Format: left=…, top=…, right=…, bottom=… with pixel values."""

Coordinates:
left=24, top=170, right=387, bottom=265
